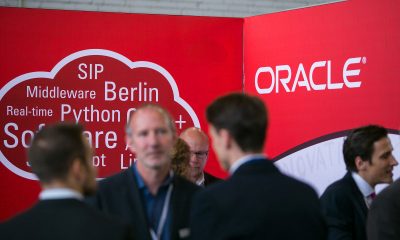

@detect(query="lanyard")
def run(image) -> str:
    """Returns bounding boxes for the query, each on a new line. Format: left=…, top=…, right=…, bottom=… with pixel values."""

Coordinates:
left=149, top=184, right=173, bottom=240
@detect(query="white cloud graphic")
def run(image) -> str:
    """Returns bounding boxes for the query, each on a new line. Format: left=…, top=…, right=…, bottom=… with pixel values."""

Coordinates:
left=275, top=134, right=400, bottom=195
left=0, top=49, right=200, bottom=180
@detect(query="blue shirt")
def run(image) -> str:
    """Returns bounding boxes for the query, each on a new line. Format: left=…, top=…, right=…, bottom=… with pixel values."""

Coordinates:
left=132, top=165, right=173, bottom=240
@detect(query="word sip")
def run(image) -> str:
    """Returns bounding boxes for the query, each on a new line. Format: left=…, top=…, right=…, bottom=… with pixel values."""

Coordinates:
left=78, top=63, right=104, bottom=80
left=255, top=57, right=365, bottom=94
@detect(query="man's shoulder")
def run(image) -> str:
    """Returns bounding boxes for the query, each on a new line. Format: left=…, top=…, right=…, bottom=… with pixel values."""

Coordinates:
left=0, top=205, right=36, bottom=230
left=322, top=173, right=354, bottom=195
left=373, top=178, right=400, bottom=205
left=320, top=172, right=359, bottom=206
left=204, top=172, right=223, bottom=186
left=173, top=174, right=201, bottom=193
left=1, top=200, right=133, bottom=240
left=98, top=169, right=133, bottom=189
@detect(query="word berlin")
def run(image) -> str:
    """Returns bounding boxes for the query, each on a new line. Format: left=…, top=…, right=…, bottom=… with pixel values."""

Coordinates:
left=26, top=85, right=96, bottom=99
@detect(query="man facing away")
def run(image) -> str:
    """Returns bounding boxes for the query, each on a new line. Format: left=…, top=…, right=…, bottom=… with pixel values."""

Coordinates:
left=190, top=93, right=326, bottom=240
left=180, top=127, right=222, bottom=186
left=320, top=125, right=398, bottom=240
left=367, top=177, right=400, bottom=240
left=0, top=123, right=133, bottom=240
left=89, top=104, right=199, bottom=240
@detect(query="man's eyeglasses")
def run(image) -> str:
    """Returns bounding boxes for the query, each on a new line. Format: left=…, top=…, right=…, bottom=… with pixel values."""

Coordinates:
left=191, top=151, right=209, bottom=159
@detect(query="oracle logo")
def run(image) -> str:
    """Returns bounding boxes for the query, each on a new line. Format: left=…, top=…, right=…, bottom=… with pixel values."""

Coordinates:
left=255, top=57, right=366, bottom=94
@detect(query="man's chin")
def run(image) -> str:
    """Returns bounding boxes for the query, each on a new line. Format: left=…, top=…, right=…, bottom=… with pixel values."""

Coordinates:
left=144, top=160, right=170, bottom=171
left=379, top=176, right=394, bottom=185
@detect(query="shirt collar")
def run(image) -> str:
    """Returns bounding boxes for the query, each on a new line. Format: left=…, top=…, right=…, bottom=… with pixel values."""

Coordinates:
left=195, top=172, right=205, bottom=186
left=229, top=154, right=266, bottom=175
left=132, top=164, right=174, bottom=190
left=351, top=172, right=374, bottom=197
left=39, top=188, right=83, bottom=200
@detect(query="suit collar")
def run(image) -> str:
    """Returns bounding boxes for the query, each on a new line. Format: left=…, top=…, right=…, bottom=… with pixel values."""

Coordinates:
left=229, top=154, right=266, bottom=175
left=132, top=164, right=174, bottom=191
left=121, top=168, right=153, bottom=240
left=351, top=172, right=374, bottom=198
left=195, top=172, right=205, bottom=186
left=232, top=157, right=279, bottom=177
left=343, top=171, right=369, bottom=214
left=39, top=188, right=83, bottom=201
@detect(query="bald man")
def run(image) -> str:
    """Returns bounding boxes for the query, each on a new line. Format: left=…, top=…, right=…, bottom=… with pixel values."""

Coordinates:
left=180, top=127, right=222, bottom=187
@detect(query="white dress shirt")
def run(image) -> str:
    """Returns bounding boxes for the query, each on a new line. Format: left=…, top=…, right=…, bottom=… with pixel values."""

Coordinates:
left=351, top=172, right=375, bottom=208
left=39, top=188, right=83, bottom=200
left=229, top=154, right=266, bottom=175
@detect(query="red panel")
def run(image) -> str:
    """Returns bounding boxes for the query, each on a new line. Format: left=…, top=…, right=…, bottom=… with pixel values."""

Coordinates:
left=244, top=0, right=400, bottom=157
left=0, top=7, right=242, bottom=220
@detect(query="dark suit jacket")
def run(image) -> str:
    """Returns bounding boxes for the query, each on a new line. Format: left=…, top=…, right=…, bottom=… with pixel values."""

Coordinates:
left=0, top=198, right=133, bottom=240
left=204, top=172, right=222, bottom=187
left=190, top=158, right=326, bottom=240
left=89, top=168, right=199, bottom=240
left=367, top=178, right=400, bottom=240
left=320, top=172, right=368, bottom=240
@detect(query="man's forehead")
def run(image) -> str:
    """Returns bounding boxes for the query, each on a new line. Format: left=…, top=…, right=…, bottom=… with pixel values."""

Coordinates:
left=129, top=107, right=173, bottom=132
left=373, top=137, right=393, bottom=153
left=133, top=107, right=166, bottom=121
left=182, top=129, right=208, bottom=142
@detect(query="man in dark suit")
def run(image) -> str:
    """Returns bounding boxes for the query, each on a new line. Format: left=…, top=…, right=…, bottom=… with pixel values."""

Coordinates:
left=190, top=93, right=326, bottom=240
left=320, top=125, right=398, bottom=240
left=367, top=178, right=400, bottom=240
left=90, top=104, right=199, bottom=240
left=0, top=123, right=133, bottom=240
left=180, top=127, right=222, bottom=186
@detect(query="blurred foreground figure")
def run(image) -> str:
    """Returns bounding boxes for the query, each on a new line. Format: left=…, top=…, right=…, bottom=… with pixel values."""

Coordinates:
left=190, top=93, right=326, bottom=240
left=367, top=177, right=400, bottom=240
left=0, top=123, right=133, bottom=240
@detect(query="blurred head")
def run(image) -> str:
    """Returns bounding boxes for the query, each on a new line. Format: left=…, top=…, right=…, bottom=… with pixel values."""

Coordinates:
left=206, top=93, right=268, bottom=170
left=29, top=123, right=96, bottom=196
left=343, top=125, right=398, bottom=186
left=171, top=138, right=191, bottom=179
left=126, top=104, right=177, bottom=172
left=180, top=127, right=209, bottom=182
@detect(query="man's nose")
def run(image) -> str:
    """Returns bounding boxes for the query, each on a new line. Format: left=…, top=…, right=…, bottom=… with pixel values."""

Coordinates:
left=391, top=156, right=398, bottom=166
left=148, top=132, right=160, bottom=146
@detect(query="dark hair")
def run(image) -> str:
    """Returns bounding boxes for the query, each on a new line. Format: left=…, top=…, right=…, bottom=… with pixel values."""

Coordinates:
left=206, top=93, right=268, bottom=152
left=171, top=138, right=191, bottom=178
left=28, top=123, right=87, bottom=183
left=343, top=125, right=388, bottom=172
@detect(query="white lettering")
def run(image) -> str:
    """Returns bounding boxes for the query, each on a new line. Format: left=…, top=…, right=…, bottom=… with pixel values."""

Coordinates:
left=255, top=56, right=364, bottom=94
left=276, top=65, right=291, bottom=93
left=255, top=67, right=274, bottom=94
left=343, top=57, right=362, bottom=88
left=309, top=61, right=327, bottom=90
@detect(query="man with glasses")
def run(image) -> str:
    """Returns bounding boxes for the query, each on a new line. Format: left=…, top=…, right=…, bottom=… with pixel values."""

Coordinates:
left=180, top=127, right=222, bottom=186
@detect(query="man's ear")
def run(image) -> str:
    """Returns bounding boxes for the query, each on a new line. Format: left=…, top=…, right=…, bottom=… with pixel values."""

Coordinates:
left=70, top=159, right=85, bottom=184
left=355, top=156, right=368, bottom=171
left=219, top=129, right=232, bottom=149
left=125, top=134, right=135, bottom=152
